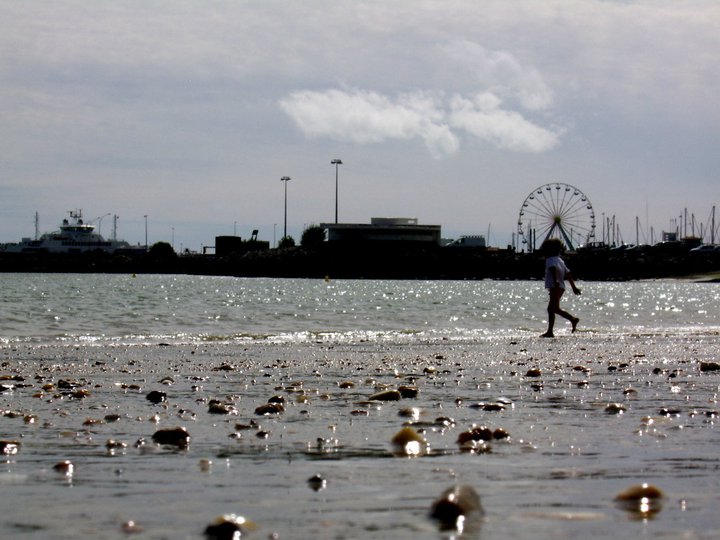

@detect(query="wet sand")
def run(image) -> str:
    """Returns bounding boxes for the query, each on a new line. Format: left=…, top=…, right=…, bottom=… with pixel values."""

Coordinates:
left=2, top=334, right=720, bottom=539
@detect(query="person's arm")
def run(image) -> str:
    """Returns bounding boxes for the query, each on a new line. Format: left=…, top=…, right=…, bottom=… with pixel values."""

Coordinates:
left=566, top=271, right=581, bottom=295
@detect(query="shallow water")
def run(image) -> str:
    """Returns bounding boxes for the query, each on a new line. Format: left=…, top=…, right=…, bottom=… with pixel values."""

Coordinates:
left=1, top=275, right=720, bottom=538
left=2, top=334, right=720, bottom=539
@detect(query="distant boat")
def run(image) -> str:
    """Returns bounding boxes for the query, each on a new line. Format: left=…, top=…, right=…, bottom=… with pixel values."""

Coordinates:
left=2, top=210, right=137, bottom=254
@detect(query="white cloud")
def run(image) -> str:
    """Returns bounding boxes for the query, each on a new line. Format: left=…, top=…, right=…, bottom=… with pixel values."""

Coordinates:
left=280, top=86, right=560, bottom=157
left=449, top=93, right=561, bottom=153
left=279, top=88, right=459, bottom=157
left=439, top=40, right=555, bottom=111
left=278, top=37, right=563, bottom=157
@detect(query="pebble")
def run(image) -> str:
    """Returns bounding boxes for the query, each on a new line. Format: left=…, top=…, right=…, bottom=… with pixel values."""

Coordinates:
left=457, top=426, right=493, bottom=444
left=615, top=483, right=664, bottom=515
left=700, top=362, right=720, bottom=372
left=458, top=439, right=491, bottom=454
left=391, top=426, right=428, bottom=456
left=120, top=520, right=143, bottom=534
left=145, top=390, right=167, bottom=404
left=53, top=460, right=74, bottom=476
left=151, top=427, right=190, bottom=448
left=211, top=363, right=235, bottom=372
left=398, top=385, right=419, bottom=398
left=429, top=485, right=484, bottom=530
left=369, top=389, right=402, bottom=401
left=469, top=402, right=505, bottom=412
left=106, top=439, right=128, bottom=450
left=204, top=514, right=256, bottom=539
left=0, top=440, right=21, bottom=455
left=572, top=365, right=590, bottom=374
left=492, top=427, right=511, bottom=440
left=307, top=474, right=327, bottom=491
left=254, top=403, right=284, bottom=415
left=398, top=407, right=421, bottom=420
left=604, top=403, right=627, bottom=414
left=208, top=401, right=238, bottom=415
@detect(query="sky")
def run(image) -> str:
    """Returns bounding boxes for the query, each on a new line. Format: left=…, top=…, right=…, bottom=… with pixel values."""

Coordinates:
left=1, top=0, right=719, bottom=252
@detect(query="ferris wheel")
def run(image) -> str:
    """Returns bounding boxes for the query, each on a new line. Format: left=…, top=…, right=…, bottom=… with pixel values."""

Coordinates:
left=517, top=183, right=596, bottom=251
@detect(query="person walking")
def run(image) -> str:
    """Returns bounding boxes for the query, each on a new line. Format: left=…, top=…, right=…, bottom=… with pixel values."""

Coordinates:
left=540, top=238, right=581, bottom=337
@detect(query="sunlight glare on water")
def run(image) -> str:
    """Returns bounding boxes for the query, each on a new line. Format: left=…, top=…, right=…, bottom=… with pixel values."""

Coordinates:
left=0, top=274, right=718, bottom=345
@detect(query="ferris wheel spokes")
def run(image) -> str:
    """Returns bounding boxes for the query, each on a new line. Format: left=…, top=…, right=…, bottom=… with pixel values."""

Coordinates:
left=517, top=183, right=596, bottom=251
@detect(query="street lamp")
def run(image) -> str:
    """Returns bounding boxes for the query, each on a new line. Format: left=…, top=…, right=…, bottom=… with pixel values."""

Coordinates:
left=331, top=159, right=342, bottom=223
left=144, top=214, right=148, bottom=251
left=95, top=213, right=111, bottom=236
left=281, top=176, right=291, bottom=240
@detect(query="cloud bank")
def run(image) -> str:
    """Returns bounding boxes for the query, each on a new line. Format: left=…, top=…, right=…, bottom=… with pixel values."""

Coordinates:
left=280, top=87, right=561, bottom=156
left=279, top=42, right=561, bottom=157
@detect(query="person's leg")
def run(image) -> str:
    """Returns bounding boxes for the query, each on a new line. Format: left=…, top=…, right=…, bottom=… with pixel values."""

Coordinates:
left=541, top=310, right=556, bottom=337
left=541, top=289, right=562, bottom=337
left=552, top=290, right=579, bottom=332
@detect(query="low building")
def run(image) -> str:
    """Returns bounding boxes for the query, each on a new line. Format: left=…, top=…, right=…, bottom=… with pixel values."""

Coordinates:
left=321, top=217, right=441, bottom=245
left=215, top=235, right=270, bottom=257
left=445, top=235, right=486, bottom=248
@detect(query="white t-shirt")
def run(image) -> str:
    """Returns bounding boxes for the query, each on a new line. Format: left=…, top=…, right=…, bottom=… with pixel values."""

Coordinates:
left=545, top=256, right=569, bottom=289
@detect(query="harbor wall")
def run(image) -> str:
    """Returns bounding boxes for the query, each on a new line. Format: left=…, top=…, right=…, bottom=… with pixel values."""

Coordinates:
left=1, top=243, right=718, bottom=281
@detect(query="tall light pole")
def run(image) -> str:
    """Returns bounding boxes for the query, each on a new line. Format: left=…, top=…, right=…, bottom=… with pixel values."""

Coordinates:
left=331, top=159, right=342, bottom=223
left=281, top=176, right=291, bottom=240
left=144, top=214, right=148, bottom=251
left=96, top=213, right=110, bottom=236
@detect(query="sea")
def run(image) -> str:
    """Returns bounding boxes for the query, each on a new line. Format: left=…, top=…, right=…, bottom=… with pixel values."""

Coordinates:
left=1, top=273, right=719, bottom=345
left=1, top=273, right=720, bottom=540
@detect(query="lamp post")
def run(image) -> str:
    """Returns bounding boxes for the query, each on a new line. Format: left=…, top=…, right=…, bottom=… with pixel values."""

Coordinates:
left=281, top=176, right=291, bottom=240
left=96, top=213, right=111, bottom=236
left=331, top=159, right=342, bottom=223
left=144, top=214, right=148, bottom=251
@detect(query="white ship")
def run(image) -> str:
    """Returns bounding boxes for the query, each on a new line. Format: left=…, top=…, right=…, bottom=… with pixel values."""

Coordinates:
left=2, top=210, right=136, bottom=254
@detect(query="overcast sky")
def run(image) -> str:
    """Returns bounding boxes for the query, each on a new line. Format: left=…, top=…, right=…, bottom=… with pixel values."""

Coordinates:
left=1, top=1, right=718, bottom=251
